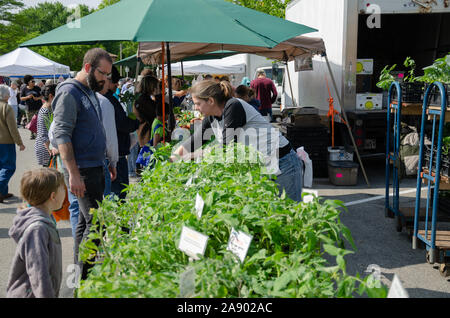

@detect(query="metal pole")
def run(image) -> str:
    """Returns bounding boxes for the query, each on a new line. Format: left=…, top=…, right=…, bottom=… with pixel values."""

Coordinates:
left=166, top=42, right=176, bottom=132
left=119, top=43, right=123, bottom=77
left=135, top=45, right=140, bottom=80
left=161, top=42, right=166, bottom=143
left=283, top=52, right=296, bottom=108
left=181, top=61, right=185, bottom=81
left=324, top=54, right=370, bottom=187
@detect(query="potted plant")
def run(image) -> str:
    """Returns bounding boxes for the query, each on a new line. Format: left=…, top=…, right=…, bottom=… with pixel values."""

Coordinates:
left=376, top=57, right=424, bottom=104
left=416, top=53, right=450, bottom=106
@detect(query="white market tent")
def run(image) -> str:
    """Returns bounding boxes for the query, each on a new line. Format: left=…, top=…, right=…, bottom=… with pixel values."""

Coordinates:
left=168, top=54, right=246, bottom=76
left=0, top=47, right=70, bottom=78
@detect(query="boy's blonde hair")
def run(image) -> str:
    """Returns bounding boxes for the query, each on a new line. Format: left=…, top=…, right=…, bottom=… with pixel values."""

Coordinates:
left=20, top=168, right=65, bottom=207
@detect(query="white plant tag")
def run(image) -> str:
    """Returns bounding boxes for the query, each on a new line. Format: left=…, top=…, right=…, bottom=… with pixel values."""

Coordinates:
left=227, top=228, right=253, bottom=262
left=302, top=189, right=318, bottom=203
left=179, top=266, right=196, bottom=298
left=195, top=193, right=204, bottom=219
left=178, top=226, right=208, bottom=260
left=186, top=177, right=193, bottom=187
left=387, top=274, right=409, bottom=298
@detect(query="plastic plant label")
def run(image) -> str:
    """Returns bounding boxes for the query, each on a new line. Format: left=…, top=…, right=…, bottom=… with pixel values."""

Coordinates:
left=387, top=274, right=409, bottom=298
left=302, top=190, right=318, bottom=203
left=179, top=266, right=196, bottom=298
left=178, top=226, right=208, bottom=260
left=195, top=193, right=204, bottom=219
left=186, top=177, right=193, bottom=187
left=227, top=228, right=253, bottom=263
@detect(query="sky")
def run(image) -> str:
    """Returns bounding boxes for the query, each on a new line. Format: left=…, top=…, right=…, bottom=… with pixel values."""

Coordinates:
left=22, top=0, right=103, bottom=9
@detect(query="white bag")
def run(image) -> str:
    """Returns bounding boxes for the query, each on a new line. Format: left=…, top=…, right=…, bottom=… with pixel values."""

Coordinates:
left=296, top=146, right=313, bottom=188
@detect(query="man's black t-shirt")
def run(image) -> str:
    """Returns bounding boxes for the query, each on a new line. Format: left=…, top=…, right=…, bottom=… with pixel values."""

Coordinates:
left=20, top=86, right=42, bottom=111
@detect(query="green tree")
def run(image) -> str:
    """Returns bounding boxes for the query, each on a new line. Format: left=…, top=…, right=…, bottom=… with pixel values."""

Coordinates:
left=226, top=0, right=292, bottom=18
left=0, top=0, right=24, bottom=23
left=0, top=2, right=99, bottom=71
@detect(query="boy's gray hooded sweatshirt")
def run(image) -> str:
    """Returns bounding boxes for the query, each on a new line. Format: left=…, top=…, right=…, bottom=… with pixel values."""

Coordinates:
left=6, top=207, right=62, bottom=298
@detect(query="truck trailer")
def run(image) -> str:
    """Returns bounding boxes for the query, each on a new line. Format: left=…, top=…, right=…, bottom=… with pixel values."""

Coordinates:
left=285, top=0, right=450, bottom=157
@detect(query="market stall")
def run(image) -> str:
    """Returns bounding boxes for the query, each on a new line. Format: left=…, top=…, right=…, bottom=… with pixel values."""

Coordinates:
left=0, top=47, right=70, bottom=79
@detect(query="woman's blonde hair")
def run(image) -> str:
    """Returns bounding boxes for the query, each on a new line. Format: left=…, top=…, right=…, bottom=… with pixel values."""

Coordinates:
left=20, top=168, right=65, bottom=207
left=189, top=80, right=234, bottom=105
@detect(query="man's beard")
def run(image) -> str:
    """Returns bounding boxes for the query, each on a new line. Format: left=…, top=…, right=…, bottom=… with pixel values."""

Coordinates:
left=87, top=69, right=105, bottom=92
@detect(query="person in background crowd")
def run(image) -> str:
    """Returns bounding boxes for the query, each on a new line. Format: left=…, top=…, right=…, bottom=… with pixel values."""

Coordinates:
left=250, top=70, right=277, bottom=121
left=20, top=75, right=43, bottom=139
left=171, top=77, right=187, bottom=108
left=248, top=88, right=261, bottom=111
left=35, top=84, right=58, bottom=167
left=133, top=75, right=159, bottom=149
left=0, top=84, right=25, bottom=203
left=214, top=76, right=221, bottom=83
left=171, top=80, right=303, bottom=202
left=6, top=167, right=64, bottom=298
left=51, top=48, right=111, bottom=280
left=204, top=74, right=213, bottom=80
left=235, top=85, right=260, bottom=112
left=240, top=76, right=251, bottom=87
left=7, top=81, right=19, bottom=120
left=97, top=75, right=118, bottom=198
left=103, top=65, right=139, bottom=200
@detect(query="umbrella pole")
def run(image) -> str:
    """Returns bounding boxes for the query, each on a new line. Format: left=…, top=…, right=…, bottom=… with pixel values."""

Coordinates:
left=166, top=42, right=176, bottom=132
left=161, top=42, right=166, bottom=144
left=324, top=54, right=370, bottom=188
left=135, top=45, right=141, bottom=80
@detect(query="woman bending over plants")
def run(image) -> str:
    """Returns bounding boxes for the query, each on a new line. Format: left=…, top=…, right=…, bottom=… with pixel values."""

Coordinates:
left=170, top=80, right=304, bottom=202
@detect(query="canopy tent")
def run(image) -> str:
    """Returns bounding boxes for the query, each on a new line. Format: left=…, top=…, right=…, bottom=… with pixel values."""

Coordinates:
left=140, top=35, right=326, bottom=65
left=0, top=47, right=70, bottom=78
left=168, top=54, right=246, bottom=76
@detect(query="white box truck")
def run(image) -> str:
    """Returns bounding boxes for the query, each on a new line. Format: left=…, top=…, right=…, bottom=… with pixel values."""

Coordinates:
left=285, top=0, right=450, bottom=156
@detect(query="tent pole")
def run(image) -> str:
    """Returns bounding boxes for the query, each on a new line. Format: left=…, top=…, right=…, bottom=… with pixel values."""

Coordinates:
left=283, top=52, right=296, bottom=108
left=135, top=45, right=140, bottom=80
left=161, top=42, right=166, bottom=144
left=166, top=42, right=176, bottom=132
left=324, top=54, right=370, bottom=188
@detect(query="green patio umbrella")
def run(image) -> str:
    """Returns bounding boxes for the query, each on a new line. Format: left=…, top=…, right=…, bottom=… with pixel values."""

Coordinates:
left=19, top=0, right=317, bottom=144
left=20, top=0, right=317, bottom=48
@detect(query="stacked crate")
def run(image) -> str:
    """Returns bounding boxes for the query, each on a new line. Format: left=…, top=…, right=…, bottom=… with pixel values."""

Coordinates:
left=285, top=124, right=329, bottom=178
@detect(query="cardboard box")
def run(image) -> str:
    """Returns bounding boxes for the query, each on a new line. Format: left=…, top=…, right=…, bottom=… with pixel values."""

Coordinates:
left=356, top=93, right=383, bottom=110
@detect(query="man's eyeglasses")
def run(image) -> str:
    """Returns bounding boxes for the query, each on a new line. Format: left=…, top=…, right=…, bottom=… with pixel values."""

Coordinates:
left=96, top=68, right=111, bottom=78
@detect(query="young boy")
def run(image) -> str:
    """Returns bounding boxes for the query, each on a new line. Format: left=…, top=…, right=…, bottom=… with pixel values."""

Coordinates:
left=7, top=167, right=65, bottom=298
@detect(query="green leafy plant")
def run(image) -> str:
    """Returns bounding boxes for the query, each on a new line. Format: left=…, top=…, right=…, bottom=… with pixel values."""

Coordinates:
left=77, top=143, right=387, bottom=298
left=376, top=64, right=397, bottom=91
left=403, top=57, right=417, bottom=83
left=416, top=53, right=450, bottom=84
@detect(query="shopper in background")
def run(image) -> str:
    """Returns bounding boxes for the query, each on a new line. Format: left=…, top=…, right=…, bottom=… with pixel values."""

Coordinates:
left=97, top=76, right=118, bottom=198
left=103, top=66, right=139, bottom=199
left=20, top=75, right=43, bottom=139
left=6, top=168, right=64, bottom=298
left=7, top=81, right=19, bottom=120
left=0, top=84, right=25, bottom=203
left=250, top=70, right=277, bottom=121
left=235, top=85, right=260, bottom=112
left=35, top=84, right=57, bottom=167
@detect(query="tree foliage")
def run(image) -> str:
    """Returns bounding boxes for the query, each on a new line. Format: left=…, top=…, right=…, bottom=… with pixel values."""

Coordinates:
left=225, top=0, right=292, bottom=19
left=0, top=0, right=24, bottom=23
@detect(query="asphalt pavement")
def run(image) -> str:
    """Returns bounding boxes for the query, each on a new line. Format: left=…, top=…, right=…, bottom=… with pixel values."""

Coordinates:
left=0, top=128, right=448, bottom=298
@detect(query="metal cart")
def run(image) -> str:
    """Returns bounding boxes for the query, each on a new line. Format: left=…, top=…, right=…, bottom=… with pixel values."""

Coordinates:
left=412, top=82, right=450, bottom=277
left=385, top=82, right=423, bottom=233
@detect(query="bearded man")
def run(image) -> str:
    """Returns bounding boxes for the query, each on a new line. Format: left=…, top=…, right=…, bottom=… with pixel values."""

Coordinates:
left=51, top=48, right=112, bottom=280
